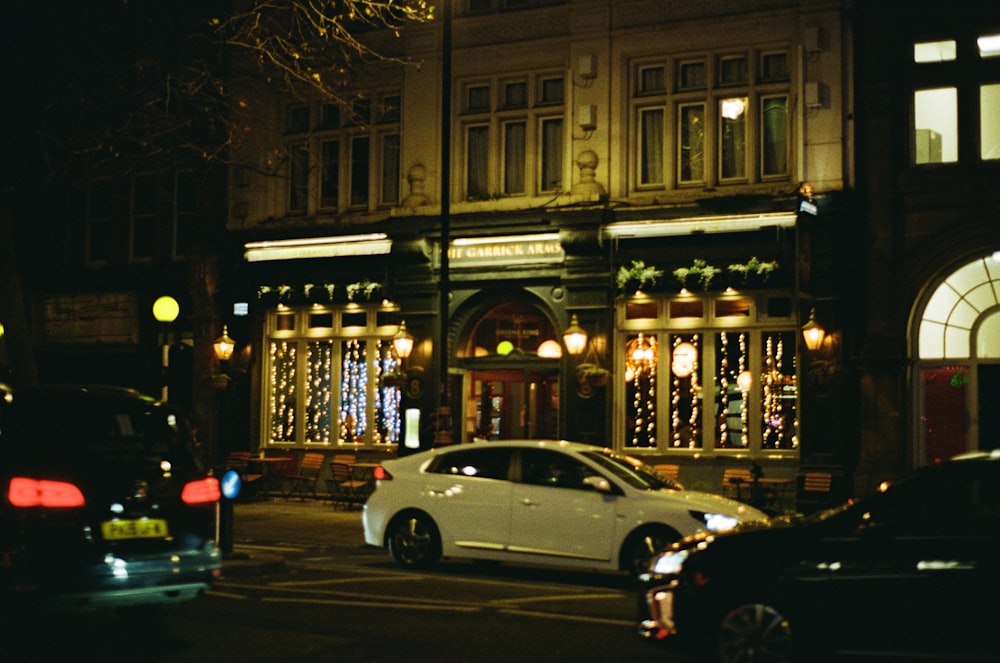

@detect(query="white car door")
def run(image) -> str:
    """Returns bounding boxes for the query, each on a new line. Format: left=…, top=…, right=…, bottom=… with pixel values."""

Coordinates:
left=506, top=448, right=619, bottom=564
left=421, top=447, right=514, bottom=553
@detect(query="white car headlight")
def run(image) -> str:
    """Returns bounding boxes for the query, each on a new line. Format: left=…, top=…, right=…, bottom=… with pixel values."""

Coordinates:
left=702, top=512, right=739, bottom=532
left=652, top=549, right=689, bottom=575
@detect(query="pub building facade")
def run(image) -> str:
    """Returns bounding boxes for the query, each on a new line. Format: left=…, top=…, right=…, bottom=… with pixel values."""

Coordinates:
left=218, top=0, right=855, bottom=504
left=13, top=2, right=997, bottom=509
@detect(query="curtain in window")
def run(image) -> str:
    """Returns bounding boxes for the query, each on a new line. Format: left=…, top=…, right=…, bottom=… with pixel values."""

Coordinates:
left=467, top=125, right=489, bottom=198
left=503, top=121, right=525, bottom=194
left=679, top=104, right=705, bottom=182
left=762, top=97, right=788, bottom=176
left=540, top=118, right=563, bottom=191
left=321, top=140, right=339, bottom=209
left=640, top=108, right=664, bottom=185
left=720, top=97, right=747, bottom=179
left=381, top=134, right=400, bottom=204
left=289, top=142, right=309, bottom=212
left=350, top=136, right=370, bottom=206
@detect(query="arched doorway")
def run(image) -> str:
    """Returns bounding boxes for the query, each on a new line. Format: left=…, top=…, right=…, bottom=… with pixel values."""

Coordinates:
left=914, top=253, right=1000, bottom=463
left=456, top=302, right=561, bottom=442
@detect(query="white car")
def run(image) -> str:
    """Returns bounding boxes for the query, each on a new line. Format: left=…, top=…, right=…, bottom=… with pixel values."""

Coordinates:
left=363, top=440, right=768, bottom=576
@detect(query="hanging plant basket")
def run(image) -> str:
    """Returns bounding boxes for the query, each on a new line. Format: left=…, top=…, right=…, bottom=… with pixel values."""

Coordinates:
left=576, top=363, right=610, bottom=387
left=346, top=280, right=383, bottom=303
left=673, top=259, right=722, bottom=291
left=616, top=260, right=665, bottom=294
left=304, top=282, right=336, bottom=304
left=726, top=257, right=779, bottom=287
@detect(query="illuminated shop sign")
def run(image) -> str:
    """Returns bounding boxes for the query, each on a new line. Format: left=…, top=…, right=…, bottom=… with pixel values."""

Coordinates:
left=436, top=233, right=564, bottom=267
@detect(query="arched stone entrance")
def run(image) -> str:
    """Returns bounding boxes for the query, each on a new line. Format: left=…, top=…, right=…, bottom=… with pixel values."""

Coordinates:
left=914, top=253, right=1000, bottom=462
left=453, top=298, right=562, bottom=443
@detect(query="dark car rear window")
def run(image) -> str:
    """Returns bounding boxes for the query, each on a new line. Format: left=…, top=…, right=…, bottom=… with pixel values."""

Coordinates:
left=0, top=389, right=203, bottom=471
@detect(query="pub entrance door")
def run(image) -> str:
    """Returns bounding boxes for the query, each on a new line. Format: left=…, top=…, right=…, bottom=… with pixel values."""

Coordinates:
left=470, top=369, right=559, bottom=441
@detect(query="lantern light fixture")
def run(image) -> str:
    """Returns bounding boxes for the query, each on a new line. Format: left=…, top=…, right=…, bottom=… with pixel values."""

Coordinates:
left=562, top=314, right=589, bottom=356
left=392, top=320, right=415, bottom=360
left=213, top=325, right=236, bottom=362
left=801, top=307, right=826, bottom=351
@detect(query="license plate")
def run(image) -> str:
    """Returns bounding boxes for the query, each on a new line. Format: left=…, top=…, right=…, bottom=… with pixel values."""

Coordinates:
left=101, top=518, right=169, bottom=540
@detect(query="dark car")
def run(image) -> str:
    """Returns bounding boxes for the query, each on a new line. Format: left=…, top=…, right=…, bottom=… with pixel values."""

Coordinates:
left=638, top=451, right=1000, bottom=662
left=0, top=384, right=221, bottom=614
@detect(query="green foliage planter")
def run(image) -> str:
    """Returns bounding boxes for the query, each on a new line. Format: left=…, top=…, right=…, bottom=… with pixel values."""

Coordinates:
left=673, top=259, right=722, bottom=290
left=616, top=260, right=665, bottom=294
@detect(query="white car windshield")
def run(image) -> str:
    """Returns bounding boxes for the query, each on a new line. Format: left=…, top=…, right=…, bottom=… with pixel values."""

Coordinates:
left=581, top=451, right=683, bottom=491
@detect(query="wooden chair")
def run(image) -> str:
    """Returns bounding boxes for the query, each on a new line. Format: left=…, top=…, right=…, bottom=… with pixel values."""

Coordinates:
left=653, top=464, right=680, bottom=481
left=284, top=452, right=325, bottom=500
left=797, top=471, right=835, bottom=514
left=327, top=455, right=368, bottom=510
left=803, top=471, right=833, bottom=493
left=225, top=451, right=264, bottom=500
left=722, top=468, right=754, bottom=501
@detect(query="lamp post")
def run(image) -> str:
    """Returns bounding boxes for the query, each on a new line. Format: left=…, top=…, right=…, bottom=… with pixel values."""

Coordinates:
left=152, top=296, right=179, bottom=402
left=437, top=0, right=453, bottom=446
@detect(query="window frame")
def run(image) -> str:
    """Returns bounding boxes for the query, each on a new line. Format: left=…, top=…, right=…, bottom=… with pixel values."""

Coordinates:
left=284, top=92, right=402, bottom=215
left=261, top=304, right=405, bottom=449
left=615, top=291, right=800, bottom=458
left=457, top=72, right=566, bottom=200
left=630, top=48, right=792, bottom=192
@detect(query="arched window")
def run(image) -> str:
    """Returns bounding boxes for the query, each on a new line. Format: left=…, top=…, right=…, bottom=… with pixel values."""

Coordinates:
left=918, top=256, right=1000, bottom=359
left=915, top=253, right=1000, bottom=463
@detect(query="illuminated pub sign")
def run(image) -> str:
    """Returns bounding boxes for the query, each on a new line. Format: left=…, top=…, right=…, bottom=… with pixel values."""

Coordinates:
left=435, top=233, right=564, bottom=267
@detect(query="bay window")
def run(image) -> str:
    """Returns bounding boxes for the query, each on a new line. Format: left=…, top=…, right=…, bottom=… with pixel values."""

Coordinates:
left=460, top=73, right=565, bottom=200
left=619, top=293, right=799, bottom=455
left=632, top=48, right=791, bottom=190
left=263, top=305, right=405, bottom=448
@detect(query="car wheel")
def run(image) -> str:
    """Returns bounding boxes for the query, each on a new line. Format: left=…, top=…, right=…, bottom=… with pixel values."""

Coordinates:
left=387, top=512, right=441, bottom=570
left=717, top=603, right=793, bottom=663
left=622, top=526, right=680, bottom=577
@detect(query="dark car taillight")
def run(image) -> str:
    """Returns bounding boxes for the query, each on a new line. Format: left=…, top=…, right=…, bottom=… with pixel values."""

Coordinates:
left=7, top=477, right=86, bottom=508
left=182, top=477, right=221, bottom=505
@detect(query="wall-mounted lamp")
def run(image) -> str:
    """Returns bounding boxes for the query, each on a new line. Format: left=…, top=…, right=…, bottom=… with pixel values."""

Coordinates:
left=801, top=307, right=826, bottom=351
left=562, top=314, right=589, bottom=356
left=392, top=320, right=415, bottom=360
left=213, top=325, right=236, bottom=362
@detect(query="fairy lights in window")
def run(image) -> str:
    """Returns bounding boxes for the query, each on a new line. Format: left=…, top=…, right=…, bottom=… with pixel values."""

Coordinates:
left=716, top=332, right=749, bottom=448
left=669, top=334, right=701, bottom=448
left=340, top=340, right=368, bottom=443
left=375, top=340, right=401, bottom=445
left=306, top=341, right=333, bottom=442
left=762, top=332, right=798, bottom=449
left=268, top=341, right=297, bottom=442
left=626, top=333, right=658, bottom=447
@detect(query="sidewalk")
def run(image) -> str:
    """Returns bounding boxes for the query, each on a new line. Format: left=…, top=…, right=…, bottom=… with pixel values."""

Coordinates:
left=220, top=497, right=367, bottom=576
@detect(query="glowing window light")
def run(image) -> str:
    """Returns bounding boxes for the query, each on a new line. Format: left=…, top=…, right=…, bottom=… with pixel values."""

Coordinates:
left=721, top=97, right=745, bottom=120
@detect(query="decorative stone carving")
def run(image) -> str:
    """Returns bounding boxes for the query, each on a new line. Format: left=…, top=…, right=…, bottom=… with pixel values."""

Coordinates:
left=571, top=149, right=605, bottom=196
left=401, top=163, right=430, bottom=207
